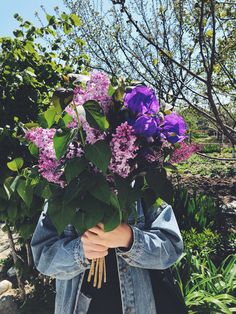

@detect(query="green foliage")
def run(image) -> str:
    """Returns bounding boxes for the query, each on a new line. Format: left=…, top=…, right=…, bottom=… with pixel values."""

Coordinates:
left=176, top=154, right=236, bottom=177
left=84, top=100, right=109, bottom=130
left=0, top=11, right=88, bottom=285
left=174, top=253, right=236, bottom=314
left=174, top=186, right=218, bottom=231
left=84, top=140, right=112, bottom=173
left=202, top=143, right=221, bottom=153
left=64, top=157, right=88, bottom=183
left=146, top=168, right=174, bottom=205
left=53, top=129, right=75, bottom=160
left=182, top=228, right=221, bottom=256
left=7, top=157, right=24, bottom=172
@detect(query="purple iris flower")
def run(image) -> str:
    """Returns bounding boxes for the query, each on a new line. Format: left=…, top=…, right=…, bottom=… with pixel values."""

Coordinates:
left=124, top=86, right=159, bottom=116
left=161, top=113, right=187, bottom=143
left=133, top=115, right=161, bottom=137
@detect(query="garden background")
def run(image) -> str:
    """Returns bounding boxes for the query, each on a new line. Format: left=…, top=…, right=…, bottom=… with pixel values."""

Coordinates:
left=0, top=0, right=235, bottom=313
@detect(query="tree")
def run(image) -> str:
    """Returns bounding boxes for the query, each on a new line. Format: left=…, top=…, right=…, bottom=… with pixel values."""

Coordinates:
left=64, top=0, right=236, bottom=156
left=0, top=11, right=87, bottom=299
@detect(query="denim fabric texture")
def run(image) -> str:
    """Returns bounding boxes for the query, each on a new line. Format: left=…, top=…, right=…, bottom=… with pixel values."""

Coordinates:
left=31, top=200, right=183, bottom=314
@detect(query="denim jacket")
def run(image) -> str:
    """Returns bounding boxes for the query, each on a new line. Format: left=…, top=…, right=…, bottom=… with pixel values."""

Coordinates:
left=31, top=200, right=183, bottom=314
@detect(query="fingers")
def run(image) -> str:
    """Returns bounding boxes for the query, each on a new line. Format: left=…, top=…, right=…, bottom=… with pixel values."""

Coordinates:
left=81, top=233, right=108, bottom=259
left=83, top=242, right=108, bottom=252
left=83, top=231, right=105, bottom=245
left=85, top=250, right=108, bottom=260
left=88, top=225, right=104, bottom=235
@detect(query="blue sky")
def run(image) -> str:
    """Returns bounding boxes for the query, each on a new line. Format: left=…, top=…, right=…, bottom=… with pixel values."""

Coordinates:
left=0, top=0, right=67, bottom=37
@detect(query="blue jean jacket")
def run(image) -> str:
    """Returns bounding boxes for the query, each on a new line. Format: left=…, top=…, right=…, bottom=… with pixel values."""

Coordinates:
left=31, top=200, right=183, bottom=314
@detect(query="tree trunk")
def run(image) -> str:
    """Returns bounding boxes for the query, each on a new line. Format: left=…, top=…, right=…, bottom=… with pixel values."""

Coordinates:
left=6, top=224, right=26, bottom=301
left=232, top=144, right=235, bottom=159
left=25, top=240, right=33, bottom=269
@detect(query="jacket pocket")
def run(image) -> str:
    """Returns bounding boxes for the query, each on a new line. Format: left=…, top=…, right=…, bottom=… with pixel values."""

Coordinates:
left=74, top=292, right=92, bottom=314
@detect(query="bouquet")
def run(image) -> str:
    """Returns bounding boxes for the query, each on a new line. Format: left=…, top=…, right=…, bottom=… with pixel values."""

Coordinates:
left=25, top=71, right=197, bottom=288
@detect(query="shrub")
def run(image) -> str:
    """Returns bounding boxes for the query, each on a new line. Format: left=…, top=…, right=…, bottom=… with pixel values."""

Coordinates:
left=201, top=143, right=221, bottom=153
left=182, top=228, right=221, bottom=256
left=174, top=253, right=236, bottom=314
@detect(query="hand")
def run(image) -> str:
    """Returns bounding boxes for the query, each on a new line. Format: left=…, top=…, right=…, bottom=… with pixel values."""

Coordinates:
left=81, top=223, right=133, bottom=260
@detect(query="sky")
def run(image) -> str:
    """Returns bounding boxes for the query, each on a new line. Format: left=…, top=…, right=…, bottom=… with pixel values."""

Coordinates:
left=0, top=0, right=67, bottom=37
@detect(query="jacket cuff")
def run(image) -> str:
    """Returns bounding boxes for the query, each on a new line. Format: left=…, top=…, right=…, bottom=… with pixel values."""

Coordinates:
left=116, top=226, right=145, bottom=261
left=73, top=238, right=91, bottom=269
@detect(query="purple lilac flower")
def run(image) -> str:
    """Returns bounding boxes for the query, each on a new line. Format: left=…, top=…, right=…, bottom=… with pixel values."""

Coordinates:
left=25, top=128, right=65, bottom=187
left=161, top=113, right=187, bottom=143
left=81, top=118, right=105, bottom=145
left=109, top=122, right=138, bottom=178
left=144, top=150, right=163, bottom=165
left=72, top=71, right=112, bottom=113
left=66, top=142, right=84, bottom=159
left=170, top=142, right=201, bottom=164
left=124, top=86, right=159, bottom=116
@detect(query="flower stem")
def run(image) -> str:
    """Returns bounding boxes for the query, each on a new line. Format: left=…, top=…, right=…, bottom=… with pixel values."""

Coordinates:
left=72, top=101, right=85, bottom=147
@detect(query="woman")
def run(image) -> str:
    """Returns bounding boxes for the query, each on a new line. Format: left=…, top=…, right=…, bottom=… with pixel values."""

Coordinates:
left=31, top=199, right=183, bottom=314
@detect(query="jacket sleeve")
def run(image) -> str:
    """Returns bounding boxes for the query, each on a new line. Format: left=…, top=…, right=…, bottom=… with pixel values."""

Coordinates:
left=116, top=203, right=184, bottom=269
left=30, top=203, right=90, bottom=280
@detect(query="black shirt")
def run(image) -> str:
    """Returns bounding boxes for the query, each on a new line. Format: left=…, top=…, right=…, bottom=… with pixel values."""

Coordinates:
left=81, top=249, right=123, bottom=314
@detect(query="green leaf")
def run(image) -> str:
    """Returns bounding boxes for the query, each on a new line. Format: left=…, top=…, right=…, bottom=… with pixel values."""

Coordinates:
left=84, top=140, right=112, bottom=173
left=206, top=29, right=213, bottom=38
left=7, top=200, right=18, bottom=222
left=10, top=175, right=21, bottom=192
left=53, top=130, right=73, bottom=160
left=43, top=107, right=57, bottom=128
left=103, top=205, right=122, bottom=232
left=109, top=192, right=121, bottom=211
left=0, top=185, right=10, bottom=201
left=115, top=176, right=131, bottom=209
left=46, top=14, right=53, bottom=23
left=146, top=169, right=174, bottom=205
left=70, top=14, right=81, bottom=27
left=79, top=195, right=105, bottom=230
left=63, top=22, right=72, bottom=34
left=7, top=157, right=24, bottom=172
left=48, top=197, right=79, bottom=234
left=89, top=174, right=111, bottom=204
left=24, top=41, right=35, bottom=54
left=113, top=86, right=125, bottom=102
left=35, top=181, right=52, bottom=199
left=3, top=177, right=14, bottom=199
left=52, top=88, right=74, bottom=114
left=83, top=100, right=109, bottom=130
left=64, top=157, right=88, bottom=183
left=24, top=122, right=39, bottom=128
left=62, top=112, right=74, bottom=127
left=141, top=187, right=157, bottom=210
left=108, top=84, right=116, bottom=96
left=0, top=198, right=8, bottom=212
left=28, top=143, right=39, bottom=157
left=16, top=179, right=33, bottom=208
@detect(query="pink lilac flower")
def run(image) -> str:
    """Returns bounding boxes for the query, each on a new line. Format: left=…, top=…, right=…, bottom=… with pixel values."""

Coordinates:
left=109, top=122, right=138, bottom=178
left=81, top=118, right=105, bottom=144
left=65, top=71, right=111, bottom=139
left=72, top=71, right=112, bottom=113
left=25, top=128, right=65, bottom=187
left=170, top=142, right=201, bottom=164
left=66, top=142, right=84, bottom=159
left=145, top=150, right=163, bottom=165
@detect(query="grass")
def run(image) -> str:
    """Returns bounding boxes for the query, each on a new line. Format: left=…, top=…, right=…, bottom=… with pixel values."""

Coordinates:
left=176, top=153, right=236, bottom=177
